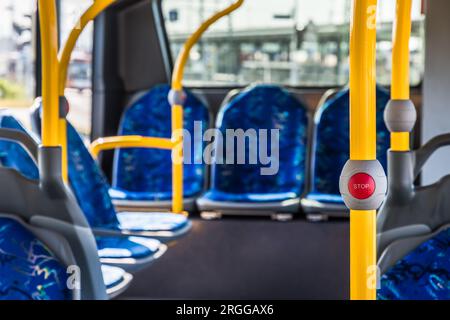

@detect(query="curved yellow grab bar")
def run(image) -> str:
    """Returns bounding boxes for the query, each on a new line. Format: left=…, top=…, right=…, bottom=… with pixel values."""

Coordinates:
left=171, top=0, right=244, bottom=90
left=59, top=0, right=117, bottom=95
left=349, top=0, right=378, bottom=300
left=90, top=136, right=174, bottom=159
left=38, top=0, right=59, bottom=147
left=170, top=0, right=244, bottom=214
left=390, top=0, right=413, bottom=151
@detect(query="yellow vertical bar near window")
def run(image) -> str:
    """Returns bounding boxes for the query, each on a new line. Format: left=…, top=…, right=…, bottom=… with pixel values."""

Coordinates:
left=172, top=105, right=184, bottom=214
left=349, top=0, right=378, bottom=300
left=391, top=132, right=410, bottom=151
left=57, top=0, right=117, bottom=182
left=59, top=119, right=68, bottom=182
left=170, top=0, right=244, bottom=213
left=391, top=0, right=413, bottom=151
left=38, top=0, right=59, bottom=147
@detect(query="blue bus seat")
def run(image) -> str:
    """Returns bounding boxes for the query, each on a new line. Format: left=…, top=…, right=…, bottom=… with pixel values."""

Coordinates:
left=301, top=86, right=390, bottom=218
left=196, top=84, right=309, bottom=216
left=0, top=111, right=168, bottom=272
left=0, top=114, right=40, bottom=180
left=0, top=215, right=132, bottom=300
left=27, top=106, right=191, bottom=242
left=110, top=84, right=209, bottom=212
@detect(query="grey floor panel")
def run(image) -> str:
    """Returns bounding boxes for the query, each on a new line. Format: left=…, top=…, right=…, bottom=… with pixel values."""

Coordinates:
left=120, top=217, right=350, bottom=300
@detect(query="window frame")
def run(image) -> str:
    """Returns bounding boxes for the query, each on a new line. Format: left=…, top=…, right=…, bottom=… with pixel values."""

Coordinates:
left=157, top=0, right=424, bottom=90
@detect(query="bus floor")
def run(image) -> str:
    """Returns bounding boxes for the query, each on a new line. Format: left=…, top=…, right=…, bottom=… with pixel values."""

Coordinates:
left=119, top=215, right=350, bottom=300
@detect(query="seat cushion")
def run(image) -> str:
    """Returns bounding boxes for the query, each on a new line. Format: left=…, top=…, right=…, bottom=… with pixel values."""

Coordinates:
left=112, top=84, right=209, bottom=200
left=96, top=236, right=161, bottom=260
left=311, top=86, right=390, bottom=196
left=202, top=189, right=298, bottom=203
left=101, top=265, right=126, bottom=289
left=210, top=84, right=308, bottom=200
left=0, top=217, right=71, bottom=300
left=116, top=212, right=189, bottom=233
left=109, top=187, right=174, bottom=202
left=378, top=228, right=450, bottom=300
left=304, top=193, right=344, bottom=205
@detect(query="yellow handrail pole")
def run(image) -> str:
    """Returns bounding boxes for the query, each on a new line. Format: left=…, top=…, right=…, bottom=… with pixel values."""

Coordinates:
left=38, top=0, right=59, bottom=147
left=56, top=0, right=117, bottom=182
left=391, top=0, right=413, bottom=151
left=349, top=0, right=378, bottom=300
left=59, top=118, right=68, bottom=182
left=170, top=0, right=244, bottom=213
left=171, top=105, right=184, bottom=214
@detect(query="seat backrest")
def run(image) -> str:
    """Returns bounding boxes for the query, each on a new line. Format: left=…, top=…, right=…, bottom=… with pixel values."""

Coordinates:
left=0, top=114, right=39, bottom=181
left=0, top=113, right=120, bottom=231
left=112, top=84, right=209, bottom=198
left=310, top=86, right=390, bottom=196
left=67, top=123, right=120, bottom=230
left=0, top=217, right=71, bottom=300
left=211, top=84, right=309, bottom=196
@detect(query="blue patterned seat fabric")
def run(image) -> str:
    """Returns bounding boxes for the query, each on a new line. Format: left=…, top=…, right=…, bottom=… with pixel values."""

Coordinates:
left=305, top=86, right=390, bottom=204
left=0, top=219, right=128, bottom=297
left=0, top=115, right=182, bottom=260
left=67, top=123, right=122, bottom=231
left=0, top=217, right=71, bottom=300
left=0, top=114, right=39, bottom=181
left=111, top=84, right=209, bottom=201
left=202, top=84, right=308, bottom=203
left=378, top=228, right=450, bottom=300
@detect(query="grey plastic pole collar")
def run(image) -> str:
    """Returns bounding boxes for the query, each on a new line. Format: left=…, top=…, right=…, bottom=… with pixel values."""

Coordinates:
left=383, top=99, right=417, bottom=133
left=168, top=89, right=187, bottom=106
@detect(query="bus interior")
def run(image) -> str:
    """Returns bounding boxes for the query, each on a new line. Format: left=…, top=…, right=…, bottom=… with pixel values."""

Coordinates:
left=0, top=0, right=449, bottom=301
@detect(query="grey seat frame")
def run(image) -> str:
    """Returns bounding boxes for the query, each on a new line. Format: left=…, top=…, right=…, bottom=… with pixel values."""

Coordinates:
left=378, top=223, right=450, bottom=275
left=0, top=127, right=132, bottom=299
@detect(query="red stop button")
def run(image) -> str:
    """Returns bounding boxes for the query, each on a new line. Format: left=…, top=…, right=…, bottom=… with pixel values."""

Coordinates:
left=348, top=173, right=376, bottom=200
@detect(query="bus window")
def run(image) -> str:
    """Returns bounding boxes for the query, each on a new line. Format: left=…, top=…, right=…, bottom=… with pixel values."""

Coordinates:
left=162, top=0, right=424, bottom=87
left=0, top=0, right=35, bottom=126
left=60, top=0, right=94, bottom=140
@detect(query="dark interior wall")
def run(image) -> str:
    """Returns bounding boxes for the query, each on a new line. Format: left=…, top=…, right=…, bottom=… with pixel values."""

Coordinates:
left=92, top=0, right=170, bottom=178
left=118, top=0, right=171, bottom=93
left=422, top=0, right=450, bottom=185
